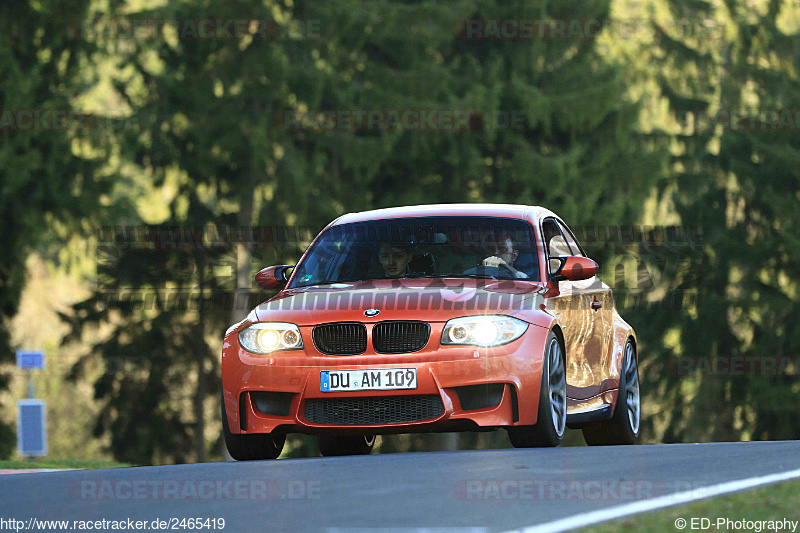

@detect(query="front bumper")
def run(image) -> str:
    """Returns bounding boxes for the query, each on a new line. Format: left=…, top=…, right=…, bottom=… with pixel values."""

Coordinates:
left=222, top=322, right=550, bottom=435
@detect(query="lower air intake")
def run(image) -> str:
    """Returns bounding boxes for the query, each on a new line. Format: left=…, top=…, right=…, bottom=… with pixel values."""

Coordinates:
left=304, top=395, right=444, bottom=425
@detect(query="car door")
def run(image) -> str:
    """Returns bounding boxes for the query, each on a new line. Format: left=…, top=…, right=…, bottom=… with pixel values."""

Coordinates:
left=540, top=218, right=589, bottom=400
left=556, top=218, right=612, bottom=399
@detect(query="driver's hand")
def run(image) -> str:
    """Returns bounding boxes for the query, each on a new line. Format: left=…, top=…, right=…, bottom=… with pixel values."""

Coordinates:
left=482, top=256, right=507, bottom=268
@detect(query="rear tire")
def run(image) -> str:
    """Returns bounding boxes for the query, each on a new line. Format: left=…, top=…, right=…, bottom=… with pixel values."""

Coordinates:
left=318, top=435, right=375, bottom=457
left=507, top=331, right=566, bottom=448
left=222, top=395, right=285, bottom=461
left=582, top=339, right=640, bottom=446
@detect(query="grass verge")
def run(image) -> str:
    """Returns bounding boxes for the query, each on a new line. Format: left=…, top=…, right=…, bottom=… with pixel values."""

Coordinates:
left=585, top=478, right=800, bottom=531
left=0, top=459, right=133, bottom=470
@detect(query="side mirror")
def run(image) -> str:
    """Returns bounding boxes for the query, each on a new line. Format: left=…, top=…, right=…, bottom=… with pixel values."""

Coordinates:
left=255, top=265, right=295, bottom=290
left=551, top=256, right=598, bottom=282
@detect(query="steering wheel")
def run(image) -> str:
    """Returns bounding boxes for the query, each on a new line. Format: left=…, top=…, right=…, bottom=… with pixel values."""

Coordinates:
left=462, top=265, right=508, bottom=278
left=469, top=262, right=525, bottom=279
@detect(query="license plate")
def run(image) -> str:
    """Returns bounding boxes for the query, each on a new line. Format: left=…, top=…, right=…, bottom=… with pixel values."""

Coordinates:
left=320, top=368, right=417, bottom=392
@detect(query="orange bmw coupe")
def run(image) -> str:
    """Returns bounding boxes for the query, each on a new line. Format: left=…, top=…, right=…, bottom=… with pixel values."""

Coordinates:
left=221, top=204, right=640, bottom=459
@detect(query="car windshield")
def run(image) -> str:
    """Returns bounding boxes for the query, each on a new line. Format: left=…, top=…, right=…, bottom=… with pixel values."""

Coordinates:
left=288, top=216, right=539, bottom=288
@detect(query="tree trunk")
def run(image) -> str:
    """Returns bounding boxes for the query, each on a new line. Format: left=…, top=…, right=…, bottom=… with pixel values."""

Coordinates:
left=231, top=188, right=255, bottom=325
left=195, top=253, right=207, bottom=463
left=222, top=187, right=255, bottom=461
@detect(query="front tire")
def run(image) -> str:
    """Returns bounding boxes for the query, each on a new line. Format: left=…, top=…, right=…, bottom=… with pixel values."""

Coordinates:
left=582, top=339, right=640, bottom=446
left=318, top=435, right=375, bottom=456
left=222, top=396, right=285, bottom=461
left=508, top=331, right=566, bottom=448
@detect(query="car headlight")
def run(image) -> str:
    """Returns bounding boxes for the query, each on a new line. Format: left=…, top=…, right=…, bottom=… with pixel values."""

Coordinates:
left=441, top=315, right=528, bottom=347
left=239, top=322, right=304, bottom=354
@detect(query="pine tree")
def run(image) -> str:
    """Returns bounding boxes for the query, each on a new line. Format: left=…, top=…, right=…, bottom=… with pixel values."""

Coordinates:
left=0, top=0, right=108, bottom=458
left=620, top=0, right=800, bottom=442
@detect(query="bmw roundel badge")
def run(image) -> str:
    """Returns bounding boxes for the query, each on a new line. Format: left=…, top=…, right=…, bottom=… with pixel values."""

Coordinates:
left=364, top=309, right=380, bottom=317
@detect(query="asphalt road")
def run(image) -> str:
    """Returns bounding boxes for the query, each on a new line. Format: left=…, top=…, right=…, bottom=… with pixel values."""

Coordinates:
left=1, top=441, right=799, bottom=532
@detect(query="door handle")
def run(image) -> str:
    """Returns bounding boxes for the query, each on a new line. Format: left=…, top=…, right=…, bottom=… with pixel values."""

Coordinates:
left=590, top=300, right=602, bottom=310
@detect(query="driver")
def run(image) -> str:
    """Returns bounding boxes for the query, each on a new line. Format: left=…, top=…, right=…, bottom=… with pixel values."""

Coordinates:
left=483, top=235, right=528, bottom=278
left=378, top=242, right=413, bottom=278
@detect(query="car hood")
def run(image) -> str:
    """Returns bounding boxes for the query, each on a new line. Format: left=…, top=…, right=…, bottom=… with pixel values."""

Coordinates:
left=254, top=279, right=548, bottom=326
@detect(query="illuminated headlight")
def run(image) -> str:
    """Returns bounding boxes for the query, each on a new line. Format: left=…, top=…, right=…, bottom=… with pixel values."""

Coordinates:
left=441, top=316, right=528, bottom=347
left=239, top=323, right=304, bottom=354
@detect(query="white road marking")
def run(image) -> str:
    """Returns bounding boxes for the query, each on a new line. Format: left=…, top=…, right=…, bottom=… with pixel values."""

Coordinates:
left=506, top=466, right=800, bottom=533
left=0, top=469, right=73, bottom=475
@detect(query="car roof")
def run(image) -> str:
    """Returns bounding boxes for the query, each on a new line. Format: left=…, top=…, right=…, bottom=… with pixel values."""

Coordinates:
left=333, top=203, right=556, bottom=225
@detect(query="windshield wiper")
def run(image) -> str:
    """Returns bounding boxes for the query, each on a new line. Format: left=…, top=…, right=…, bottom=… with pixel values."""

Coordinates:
left=298, top=273, right=502, bottom=286
left=429, top=273, right=499, bottom=280
left=296, top=280, right=361, bottom=288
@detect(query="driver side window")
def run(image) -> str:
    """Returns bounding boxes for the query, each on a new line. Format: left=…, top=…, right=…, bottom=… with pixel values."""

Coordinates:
left=542, top=219, right=571, bottom=275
